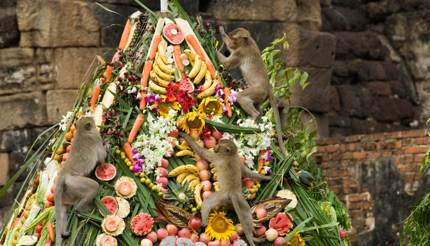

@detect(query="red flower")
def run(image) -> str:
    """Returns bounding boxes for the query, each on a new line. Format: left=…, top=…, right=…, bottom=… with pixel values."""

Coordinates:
left=269, top=213, right=293, bottom=236
left=130, top=213, right=154, bottom=236
left=166, top=78, right=197, bottom=113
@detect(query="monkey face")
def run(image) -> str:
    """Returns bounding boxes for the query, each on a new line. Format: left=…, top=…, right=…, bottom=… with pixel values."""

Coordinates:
left=215, top=139, right=238, bottom=155
left=228, top=28, right=250, bottom=49
left=76, top=117, right=96, bottom=131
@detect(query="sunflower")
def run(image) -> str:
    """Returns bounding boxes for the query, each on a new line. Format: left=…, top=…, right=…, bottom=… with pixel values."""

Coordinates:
left=178, top=111, right=205, bottom=134
left=205, top=211, right=236, bottom=241
left=287, top=233, right=305, bottom=246
left=157, top=98, right=181, bottom=118
left=198, top=97, right=223, bottom=116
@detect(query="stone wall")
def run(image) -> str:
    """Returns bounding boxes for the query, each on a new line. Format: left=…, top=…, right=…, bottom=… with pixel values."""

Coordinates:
left=316, top=129, right=430, bottom=245
left=322, top=0, right=430, bottom=136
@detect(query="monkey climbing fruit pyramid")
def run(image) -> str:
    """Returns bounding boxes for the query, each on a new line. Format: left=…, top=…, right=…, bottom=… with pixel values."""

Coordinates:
left=0, top=1, right=351, bottom=245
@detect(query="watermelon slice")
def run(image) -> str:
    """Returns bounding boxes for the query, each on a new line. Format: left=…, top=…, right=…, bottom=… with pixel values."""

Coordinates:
left=163, top=23, right=184, bottom=45
left=178, top=76, right=194, bottom=93
left=95, top=163, right=117, bottom=181
left=100, top=196, right=119, bottom=215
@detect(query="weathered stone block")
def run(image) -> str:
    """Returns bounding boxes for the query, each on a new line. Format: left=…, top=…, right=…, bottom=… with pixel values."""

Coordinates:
left=0, top=8, right=19, bottom=48
left=322, top=6, right=367, bottom=31
left=366, top=81, right=392, bottom=96
left=0, top=48, right=54, bottom=95
left=0, top=153, right=9, bottom=186
left=285, top=25, right=336, bottom=68
left=370, top=97, right=415, bottom=122
left=206, top=0, right=297, bottom=22
left=335, top=31, right=388, bottom=60
left=0, top=92, right=47, bottom=130
left=295, top=0, right=322, bottom=31
left=54, top=48, right=105, bottom=89
left=46, top=90, right=78, bottom=124
left=290, top=68, right=332, bottom=113
left=337, top=85, right=372, bottom=118
left=0, top=127, right=46, bottom=152
left=17, top=0, right=100, bottom=47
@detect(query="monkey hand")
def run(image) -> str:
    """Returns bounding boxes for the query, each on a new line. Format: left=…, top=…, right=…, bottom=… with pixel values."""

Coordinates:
left=219, top=25, right=226, bottom=35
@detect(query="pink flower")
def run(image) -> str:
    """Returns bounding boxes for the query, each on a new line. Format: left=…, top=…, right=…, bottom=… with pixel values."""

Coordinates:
left=269, top=213, right=293, bottom=236
left=130, top=213, right=154, bottom=236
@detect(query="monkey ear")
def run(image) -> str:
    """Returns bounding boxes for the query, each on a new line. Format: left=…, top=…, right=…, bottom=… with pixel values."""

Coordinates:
left=84, top=122, right=92, bottom=131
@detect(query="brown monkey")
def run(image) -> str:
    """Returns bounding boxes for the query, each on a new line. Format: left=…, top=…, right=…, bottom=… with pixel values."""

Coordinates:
left=55, top=117, right=106, bottom=246
left=217, top=26, right=288, bottom=157
left=180, top=133, right=270, bottom=246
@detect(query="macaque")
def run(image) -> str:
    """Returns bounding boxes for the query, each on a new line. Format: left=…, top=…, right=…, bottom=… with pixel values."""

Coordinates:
left=180, top=133, right=270, bottom=246
left=217, top=26, right=287, bottom=157
left=55, top=117, right=106, bottom=246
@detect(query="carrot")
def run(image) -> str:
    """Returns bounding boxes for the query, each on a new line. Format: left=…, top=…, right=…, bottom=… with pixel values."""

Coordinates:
left=46, top=223, right=55, bottom=242
left=139, top=91, right=146, bottom=110
left=206, top=60, right=216, bottom=79
left=118, top=19, right=132, bottom=49
left=104, top=65, right=113, bottom=82
left=186, top=35, right=205, bottom=60
left=123, top=142, right=135, bottom=163
left=128, top=114, right=145, bottom=143
left=173, top=45, right=184, bottom=72
left=141, top=61, right=153, bottom=88
left=90, top=84, right=101, bottom=110
left=224, top=87, right=233, bottom=117
left=149, top=35, right=162, bottom=60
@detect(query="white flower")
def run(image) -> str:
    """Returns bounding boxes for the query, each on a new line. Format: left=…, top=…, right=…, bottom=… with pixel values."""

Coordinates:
left=59, top=111, right=73, bottom=131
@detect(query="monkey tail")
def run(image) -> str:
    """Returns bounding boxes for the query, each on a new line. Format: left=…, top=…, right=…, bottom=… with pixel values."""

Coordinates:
left=55, top=175, right=64, bottom=246
left=268, top=88, right=288, bottom=157
left=230, top=194, right=256, bottom=246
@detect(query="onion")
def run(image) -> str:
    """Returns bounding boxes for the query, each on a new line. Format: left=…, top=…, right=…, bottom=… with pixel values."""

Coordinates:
left=160, top=158, right=169, bottom=168
left=140, top=239, right=153, bottom=246
left=255, top=207, right=267, bottom=220
left=273, top=237, right=284, bottom=246
left=155, top=177, right=168, bottom=188
left=166, top=224, right=178, bottom=236
left=196, top=160, right=209, bottom=170
left=265, top=228, right=278, bottom=242
left=212, top=130, right=223, bottom=140
left=204, top=136, right=217, bottom=149
left=254, top=224, right=266, bottom=237
left=199, top=170, right=211, bottom=181
left=146, top=232, right=158, bottom=243
left=200, top=233, right=209, bottom=243
left=158, top=167, right=168, bottom=177
left=188, top=217, right=202, bottom=231
left=208, top=240, right=221, bottom=246
left=220, top=240, right=231, bottom=246
left=178, top=228, right=191, bottom=238
left=201, top=180, right=212, bottom=191
left=157, top=228, right=168, bottom=240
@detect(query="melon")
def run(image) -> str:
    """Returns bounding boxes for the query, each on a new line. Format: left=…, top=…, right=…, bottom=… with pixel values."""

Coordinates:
left=163, top=23, right=184, bottom=44
left=100, top=196, right=119, bottom=215
left=95, top=163, right=117, bottom=181
left=179, top=80, right=194, bottom=93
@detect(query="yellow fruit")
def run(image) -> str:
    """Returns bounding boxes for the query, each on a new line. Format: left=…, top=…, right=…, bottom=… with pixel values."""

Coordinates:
left=153, top=63, right=175, bottom=81
left=148, top=80, right=167, bottom=94
left=175, top=149, right=194, bottom=157
left=188, top=56, right=202, bottom=78
left=157, top=40, right=168, bottom=63
left=169, top=164, right=199, bottom=176
left=184, top=49, right=195, bottom=66
left=193, top=62, right=207, bottom=84
left=181, top=174, right=199, bottom=185
left=176, top=173, right=188, bottom=183
left=194, top=184, right=203, bottom=206
left=201, top=70, right=212, bottom=90
left=197, top=79, right=219, bottom=98
left=150, top=71, right=170, bottom=87
left=188, top=179, right=200, bottom=190
left=156, top=53, right=175, bottom=74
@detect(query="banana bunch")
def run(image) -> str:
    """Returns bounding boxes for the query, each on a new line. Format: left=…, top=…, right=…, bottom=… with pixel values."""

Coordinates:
left=185, top=49, right=207, bottom=84
left=169, top=165, right=201, bottom=191
left=175, top=140, right=194, bottom=157
left=210, top=165, right=220, bottom=191
left=148, top=40, right=176, bottom=95
left=194, top=184, right=203, bottom=207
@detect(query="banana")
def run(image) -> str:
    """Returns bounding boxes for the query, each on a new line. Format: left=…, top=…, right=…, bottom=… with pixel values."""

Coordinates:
left=213, top=182, right=220, bottom=192
left=197, top=79, right=219, bottom=98
left=156, top=54, right=175, bottom=74
left=188, top=179, right=200, bottom=190
left=149, top=80, right=167, bottom=94
left=201, top=70, right=212, bottom=90
left=184, top=49, right=195, bottom=66
left=194, top=184, right=203, bottom=207
left=182, top=174, right=199, bottom=185
left=176, top=143, right=190, bottom=151
left=158, top=40, right=168, bottom=64
left=153, top=63, right=175, bottom=81
left=169, top=164, right=199, bottom=177
left=150, top=71, right=170, bottom=87
left=176, top=173, right=188, bottom=183
left=188, top=56, right=202, bottom=78
left=176, top=149, right=194, bottom=157
left=193, top=62, right=207, bottom=84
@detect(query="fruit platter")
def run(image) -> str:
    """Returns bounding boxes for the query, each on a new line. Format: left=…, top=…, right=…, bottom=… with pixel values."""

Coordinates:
left=0, top=1, right=351, bottom=245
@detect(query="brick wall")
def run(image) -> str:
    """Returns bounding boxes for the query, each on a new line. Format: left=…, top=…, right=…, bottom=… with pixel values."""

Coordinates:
left=316, top=129, right=430, bottom=245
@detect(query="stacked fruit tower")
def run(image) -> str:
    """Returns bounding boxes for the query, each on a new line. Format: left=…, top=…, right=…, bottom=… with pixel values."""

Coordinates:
left=0, top=1, right=351, bottom=246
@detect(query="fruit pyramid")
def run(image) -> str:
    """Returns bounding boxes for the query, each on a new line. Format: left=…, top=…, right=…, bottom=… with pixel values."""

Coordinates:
left=0, top=1, right=351, bottom=245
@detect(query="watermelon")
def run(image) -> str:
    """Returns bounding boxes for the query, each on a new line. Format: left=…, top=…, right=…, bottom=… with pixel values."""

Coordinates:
left=163, top=23, right=184, bottom=44
left=95, top=163, right=117, bottom=181
left=100, top=196, right=119, bottom=215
